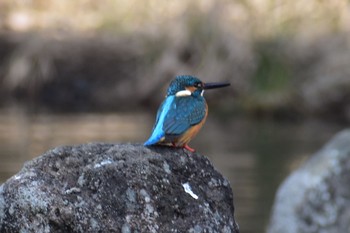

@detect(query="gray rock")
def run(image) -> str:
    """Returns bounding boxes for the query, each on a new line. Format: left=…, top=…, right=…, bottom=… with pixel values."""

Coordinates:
left=0, top=143, right=239, bottom=233
left=268, top=129, right=350, bottom=233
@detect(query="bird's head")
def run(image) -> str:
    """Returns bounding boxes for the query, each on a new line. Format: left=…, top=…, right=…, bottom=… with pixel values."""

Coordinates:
left=167, top=75, right=230, bottom=97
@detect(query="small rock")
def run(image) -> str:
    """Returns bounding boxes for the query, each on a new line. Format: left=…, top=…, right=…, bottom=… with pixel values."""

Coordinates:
left=268, top=129, right=350, bottom=233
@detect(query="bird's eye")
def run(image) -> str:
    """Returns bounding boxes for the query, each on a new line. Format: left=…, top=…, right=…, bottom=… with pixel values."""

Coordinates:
left=194, top=82, right=203, bottom=88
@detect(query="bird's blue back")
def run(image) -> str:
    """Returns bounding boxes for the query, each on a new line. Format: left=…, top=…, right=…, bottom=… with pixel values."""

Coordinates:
left=144, top=95, right=206, bottom=145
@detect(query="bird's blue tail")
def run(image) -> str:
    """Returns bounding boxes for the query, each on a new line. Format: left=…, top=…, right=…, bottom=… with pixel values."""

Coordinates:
left=144, top=96, right=174, bottom=146
left=144, top=133, right=164, bottom=146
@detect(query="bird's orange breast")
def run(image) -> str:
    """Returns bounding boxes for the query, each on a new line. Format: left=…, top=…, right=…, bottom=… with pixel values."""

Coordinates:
left=175, top=103, right=208, bottom=146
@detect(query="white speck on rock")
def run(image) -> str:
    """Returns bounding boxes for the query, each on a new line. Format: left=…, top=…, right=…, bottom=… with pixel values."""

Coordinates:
left=126, top=188, right=136, bottom=203
left=145, top=203, right=154, bottom=213
left=182, top=182, right=198, bottom=199
left=77, top=174, right=86, bottom=187
left=94, top=160, right=112, bottom=168
left=90, top=218, right=99, bottom=230
left=65, top=187, right=81, bottom=194
left=163, top=162, right=171, bottom=174
left=8, top=204, right=15, bottom=215
left=122, top=223, right=131, bottom=233
left=140, top=189, right=151, bottom=203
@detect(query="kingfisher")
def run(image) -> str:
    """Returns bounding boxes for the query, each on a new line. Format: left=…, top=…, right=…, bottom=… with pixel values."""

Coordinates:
left=144, top=75, right=230, bottom=152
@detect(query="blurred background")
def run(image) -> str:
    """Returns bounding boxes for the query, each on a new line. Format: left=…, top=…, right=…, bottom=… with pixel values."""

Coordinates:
left=0, top=0, right=349, bottom=232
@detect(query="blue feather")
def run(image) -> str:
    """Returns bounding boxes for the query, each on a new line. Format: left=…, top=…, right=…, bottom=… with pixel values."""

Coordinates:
left=163, top=96, right=206, bottom=135
left=144, top=96, right=175, bottom=145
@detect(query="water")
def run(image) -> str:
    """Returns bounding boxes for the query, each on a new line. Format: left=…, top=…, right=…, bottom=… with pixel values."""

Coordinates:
left=0, top=106, right=343, bottom=232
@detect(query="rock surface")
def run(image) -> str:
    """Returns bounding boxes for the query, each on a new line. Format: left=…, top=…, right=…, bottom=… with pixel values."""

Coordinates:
left=0, top=143, right=239, bottom=233
left=268, top=129, right=350, bottom=233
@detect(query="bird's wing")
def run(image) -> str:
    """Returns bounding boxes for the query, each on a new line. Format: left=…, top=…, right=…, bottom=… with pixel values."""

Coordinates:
left=152, top=98, right=166, bottom=131
left=144, top=96, right=175, bottom=145
left=163, top=96, right=206, bottom=136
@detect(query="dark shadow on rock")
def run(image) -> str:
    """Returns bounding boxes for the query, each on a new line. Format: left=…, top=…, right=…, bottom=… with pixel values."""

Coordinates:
left=268, top=129, right=350, bottom=233
left=0, top=143, right=239, bottom=233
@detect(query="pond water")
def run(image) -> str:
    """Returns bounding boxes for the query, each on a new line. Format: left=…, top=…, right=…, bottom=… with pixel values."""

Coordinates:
left=0, top=106, right=343, bottom=232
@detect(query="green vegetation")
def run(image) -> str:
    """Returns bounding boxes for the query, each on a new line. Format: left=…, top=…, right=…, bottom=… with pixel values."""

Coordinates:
left=252, top=41, right=292, bottom=94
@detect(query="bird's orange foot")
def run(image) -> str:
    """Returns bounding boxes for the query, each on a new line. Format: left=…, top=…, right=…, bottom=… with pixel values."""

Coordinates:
left=183, top=144, right=195, bottom=153
left=171, top=143, right=195, bottom=153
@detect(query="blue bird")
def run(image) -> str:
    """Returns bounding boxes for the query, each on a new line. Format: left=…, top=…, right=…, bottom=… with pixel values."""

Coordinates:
left=144, top=75, right=230, bottom=152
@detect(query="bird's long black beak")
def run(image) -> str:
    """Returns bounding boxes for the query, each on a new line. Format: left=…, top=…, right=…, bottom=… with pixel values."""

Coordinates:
left=204, top=82, right=230, bottom=90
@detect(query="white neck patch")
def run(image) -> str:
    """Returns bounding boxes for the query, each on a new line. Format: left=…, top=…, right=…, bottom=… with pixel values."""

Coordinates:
left=175, top=90, right=192, bottom=97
